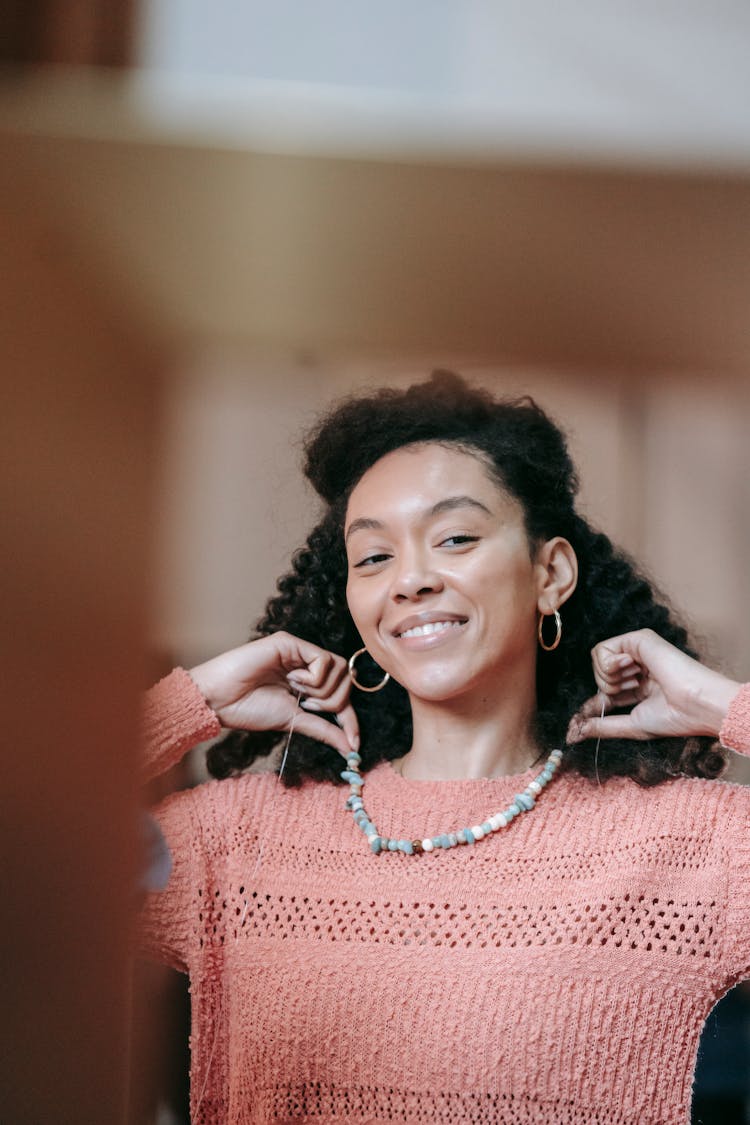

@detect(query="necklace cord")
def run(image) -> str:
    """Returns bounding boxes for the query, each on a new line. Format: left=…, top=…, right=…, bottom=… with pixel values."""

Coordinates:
left=594, top=693, right=607, bottom=786
left=251, top=689, right=302, bottom=878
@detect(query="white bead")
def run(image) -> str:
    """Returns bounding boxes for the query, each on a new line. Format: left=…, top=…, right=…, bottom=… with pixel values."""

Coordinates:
left=422, top=838, right=434, bottom=852
left=497, top=813, right=508, bottom=827
left=366, top=834, right=378, bottom=844
left=489, top=815, right=501, bottom=830
left=471, top=825, right=484, bottom=840
left=528, top=780, right=542, bottom=795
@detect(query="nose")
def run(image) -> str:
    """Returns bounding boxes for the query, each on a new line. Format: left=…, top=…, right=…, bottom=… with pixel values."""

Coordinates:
left=390, top=548, right=444, bottom=602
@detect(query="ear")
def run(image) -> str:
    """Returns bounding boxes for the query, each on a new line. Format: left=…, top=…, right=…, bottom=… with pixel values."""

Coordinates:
left=534, top=537, right=578, bottom=613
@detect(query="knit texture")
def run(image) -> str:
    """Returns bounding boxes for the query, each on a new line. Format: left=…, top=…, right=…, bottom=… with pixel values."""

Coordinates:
left=140, top=667, right=221, bottom=783
left=140, top=677, right=750, bottom=1125
left=720, top=682, right=750, bottom=753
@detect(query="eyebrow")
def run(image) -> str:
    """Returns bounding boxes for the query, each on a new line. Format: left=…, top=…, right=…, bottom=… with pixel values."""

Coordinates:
left=345, top=495, right=493, bottom=542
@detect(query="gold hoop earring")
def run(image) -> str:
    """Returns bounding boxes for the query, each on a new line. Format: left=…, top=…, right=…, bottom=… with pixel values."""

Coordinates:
left=348, top=647, right=390, bottom=692
left=538, top=610, right=562, bottom=652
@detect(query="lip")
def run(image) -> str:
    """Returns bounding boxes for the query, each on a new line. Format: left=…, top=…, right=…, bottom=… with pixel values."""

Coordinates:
left=391, top=611, right=468, bottom=647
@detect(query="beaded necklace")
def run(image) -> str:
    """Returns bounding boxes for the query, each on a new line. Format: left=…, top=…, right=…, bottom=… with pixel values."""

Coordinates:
left=341, top=747, right=563, bottom=856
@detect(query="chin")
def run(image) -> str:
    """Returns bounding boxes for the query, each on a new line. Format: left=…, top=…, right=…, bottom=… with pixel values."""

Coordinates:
left=399, top=669, right=477, bottom=703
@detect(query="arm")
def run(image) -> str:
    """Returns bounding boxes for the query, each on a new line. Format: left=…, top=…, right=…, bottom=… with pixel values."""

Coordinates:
left=141, top=632, right=359, bottom=784
left=138, top=633, right=359, bottom=967
left=140, top=667, right=221, bottom=784
left=568, top=628, right=748, bottom=750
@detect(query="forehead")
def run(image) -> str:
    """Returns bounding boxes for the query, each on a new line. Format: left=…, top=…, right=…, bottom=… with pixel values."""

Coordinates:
left=345, top=443, right=508, bottom=520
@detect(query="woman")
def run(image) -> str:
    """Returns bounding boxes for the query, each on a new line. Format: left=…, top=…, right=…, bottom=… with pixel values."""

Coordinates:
left=141, top=372, right=750, bottom=1125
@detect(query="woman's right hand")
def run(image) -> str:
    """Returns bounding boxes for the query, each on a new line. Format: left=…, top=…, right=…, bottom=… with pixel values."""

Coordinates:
left=188, top=633, right=358, bottom=758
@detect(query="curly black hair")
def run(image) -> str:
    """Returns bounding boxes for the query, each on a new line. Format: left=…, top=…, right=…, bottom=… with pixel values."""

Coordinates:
left=207, top=371, right=725, bottom=788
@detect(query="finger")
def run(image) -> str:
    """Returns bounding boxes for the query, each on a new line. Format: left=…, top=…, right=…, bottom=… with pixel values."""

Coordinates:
left=605, top=688, right=643, bottom=709
left=300, top=694, right=359, bottom=751
left=577, top=692, right=612, bottom=719
left=592, top=665, right=646, bottom=700
left=286, top=651, right=335, bottom=689
left=592, top=637, right=648, bottom=679
left=334, top=702, right=360, bottom=752
left=293, top=711, right=353, bottom=758
left=294, top=670, right=352, bottom=713
left=592, top=646, right=642, bottom=682
left=592, top=630, right=666, bottom=680
left=292, top=659, right=347, bottom=699
left=567, top=713, right=649, bottom=743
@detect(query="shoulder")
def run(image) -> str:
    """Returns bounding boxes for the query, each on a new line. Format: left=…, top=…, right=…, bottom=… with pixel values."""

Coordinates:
left=152, top=769, right=340, bottom=846
left=559, top=768, right=750, bottom=831
left=562, top=769, right=750, bottom=850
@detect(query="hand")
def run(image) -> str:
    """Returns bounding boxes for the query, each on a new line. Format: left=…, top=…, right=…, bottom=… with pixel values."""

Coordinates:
left=188, top=632, right=358, bottom=758
left=568, top=628, right=741, bottom=743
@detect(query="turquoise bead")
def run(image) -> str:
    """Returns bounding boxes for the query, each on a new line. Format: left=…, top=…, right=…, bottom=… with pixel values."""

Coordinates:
left=481, top=821, right=493, bottom=834
left=400, top=840, right=414, bottom=855
left=388, top=840, right=399, bottom=851
left=464, top=828, right=475, bottom=844
left=516, top=792, right=534, bottom=811
left=370, top=836, right=382, bottom=853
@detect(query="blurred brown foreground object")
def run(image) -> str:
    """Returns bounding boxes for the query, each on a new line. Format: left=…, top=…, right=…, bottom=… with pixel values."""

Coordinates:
left=0, top=0, right=137, bottom=68
left=0, top=136, right=159, bottom=1124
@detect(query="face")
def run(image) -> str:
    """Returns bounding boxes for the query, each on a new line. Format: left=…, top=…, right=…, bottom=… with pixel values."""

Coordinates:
left=344, top=443, right=559, bottom=704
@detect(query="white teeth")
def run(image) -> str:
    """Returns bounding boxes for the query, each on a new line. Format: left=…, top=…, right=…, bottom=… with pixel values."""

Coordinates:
left=399, top=620, right=464, bottom=639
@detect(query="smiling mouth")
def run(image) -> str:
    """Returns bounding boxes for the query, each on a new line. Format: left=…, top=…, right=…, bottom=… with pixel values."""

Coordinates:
left=397, top=619, right=467, bottom=639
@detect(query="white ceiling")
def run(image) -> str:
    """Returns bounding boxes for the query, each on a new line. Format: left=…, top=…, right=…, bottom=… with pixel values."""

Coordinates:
left=130, top=0, right=750, bottom=170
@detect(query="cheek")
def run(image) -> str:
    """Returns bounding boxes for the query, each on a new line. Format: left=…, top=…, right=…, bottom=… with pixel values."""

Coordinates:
left=345, top=579, right=374, bottom=638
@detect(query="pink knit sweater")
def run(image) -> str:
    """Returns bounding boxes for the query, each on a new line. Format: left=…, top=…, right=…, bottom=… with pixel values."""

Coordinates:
left=141, top=674, right=750, bottom=1125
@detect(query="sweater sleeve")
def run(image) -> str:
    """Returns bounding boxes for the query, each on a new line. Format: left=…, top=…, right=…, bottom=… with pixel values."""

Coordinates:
left=719, top=683, right=750, bottom=754
left=138, top=788, right=204, bottom=972
left=140, top=667, right=221, bottom=783
left=720, top=781, right=750, bottom=985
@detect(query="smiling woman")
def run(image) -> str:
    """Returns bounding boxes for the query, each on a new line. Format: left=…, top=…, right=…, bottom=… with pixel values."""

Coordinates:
left=139, top=371, right=750, bottom=1125
left=207, top=370, right=721, bottom=790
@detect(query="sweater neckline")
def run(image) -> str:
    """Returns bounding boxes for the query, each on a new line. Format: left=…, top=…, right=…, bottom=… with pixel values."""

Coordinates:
left=357, top=757, right=566, bottom=842
left=372, top=756, right=551, bottom=797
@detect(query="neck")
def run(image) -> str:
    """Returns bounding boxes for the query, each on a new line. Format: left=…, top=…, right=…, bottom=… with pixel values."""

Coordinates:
left=397, top=674, right=540, bottom=781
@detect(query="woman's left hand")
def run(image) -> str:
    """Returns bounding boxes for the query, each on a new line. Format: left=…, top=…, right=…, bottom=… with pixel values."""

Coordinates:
left=567, top=628, right=740, bottom=743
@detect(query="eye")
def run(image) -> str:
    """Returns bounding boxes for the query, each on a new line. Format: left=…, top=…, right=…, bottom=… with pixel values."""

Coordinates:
left=439, top=534, right=479, bottom=548
left=352, top=552, right=391, bottom=569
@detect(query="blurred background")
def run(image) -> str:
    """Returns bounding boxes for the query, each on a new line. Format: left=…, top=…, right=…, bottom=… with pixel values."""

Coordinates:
left=2, top=2, right=749, bottom=1123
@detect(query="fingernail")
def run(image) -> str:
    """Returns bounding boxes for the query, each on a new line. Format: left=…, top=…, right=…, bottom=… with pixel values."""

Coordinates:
left=349, top=734, right=360, bottom=751
left=300, top=699, right=322, bottom=711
